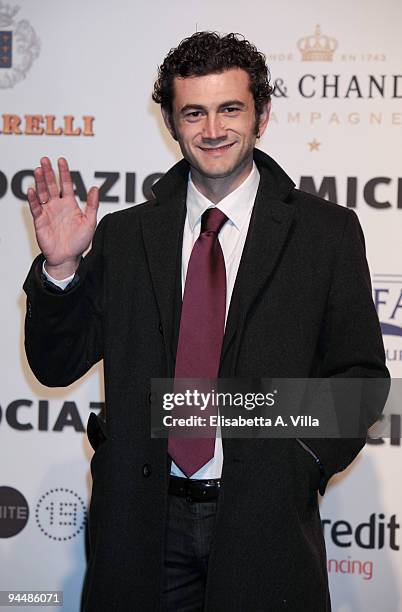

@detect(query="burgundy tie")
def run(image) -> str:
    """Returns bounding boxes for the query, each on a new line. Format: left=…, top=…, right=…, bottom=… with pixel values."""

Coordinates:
left=168, top=207, right=228, bottom=477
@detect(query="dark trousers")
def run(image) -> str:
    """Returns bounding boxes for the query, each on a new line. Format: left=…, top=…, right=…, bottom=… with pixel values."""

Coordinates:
left=163, top=494, right=218, bottom=612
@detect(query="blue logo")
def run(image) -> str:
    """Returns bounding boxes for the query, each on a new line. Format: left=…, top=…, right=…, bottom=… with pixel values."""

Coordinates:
left=373, top=274, right=402, bottom=363
left=0, top=31, right=11, bottom=68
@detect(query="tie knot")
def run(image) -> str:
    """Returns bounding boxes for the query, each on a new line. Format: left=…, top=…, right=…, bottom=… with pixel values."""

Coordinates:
left=201, top=207, right=228, bottom=235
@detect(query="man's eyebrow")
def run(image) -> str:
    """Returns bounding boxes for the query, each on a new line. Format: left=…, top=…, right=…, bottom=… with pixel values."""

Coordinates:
left=180, top=104, right=206, bottom=114
left=218, top=100, right=246, bottom=109
left=179, top=100, right=246, bottom=114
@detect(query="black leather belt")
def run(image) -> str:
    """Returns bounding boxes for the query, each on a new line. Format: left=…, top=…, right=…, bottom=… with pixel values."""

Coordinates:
left=168, top=475, right=221, bottom=502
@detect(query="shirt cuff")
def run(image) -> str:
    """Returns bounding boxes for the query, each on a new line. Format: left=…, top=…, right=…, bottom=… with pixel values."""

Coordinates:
left=42, top=261, right=76, bottom=290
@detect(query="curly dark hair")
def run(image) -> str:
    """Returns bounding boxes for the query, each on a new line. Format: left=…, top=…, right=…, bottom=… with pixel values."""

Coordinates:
left=152, top=31, right=273, bottom=125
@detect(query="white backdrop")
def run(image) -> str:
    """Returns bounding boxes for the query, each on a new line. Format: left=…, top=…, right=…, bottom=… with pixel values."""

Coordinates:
left=1, top=1, right=401, bottom=610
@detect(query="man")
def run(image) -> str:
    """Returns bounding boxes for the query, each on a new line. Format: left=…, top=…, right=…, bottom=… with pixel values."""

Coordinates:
left=24, top=32, right=388, bottom=611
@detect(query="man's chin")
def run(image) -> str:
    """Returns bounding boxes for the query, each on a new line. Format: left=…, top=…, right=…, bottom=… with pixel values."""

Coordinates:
left=191, top=162, right=238, bottom=180
left=200, top=170, right=235, bottom=179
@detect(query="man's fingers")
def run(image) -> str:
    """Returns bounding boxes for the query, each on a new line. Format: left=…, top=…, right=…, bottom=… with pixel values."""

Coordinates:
left=58, top=157, right=75, bottom=197
left=27, top=187, right=42, bottom=220
left=85, top=186, right=99, bottom=224
left=40, top=156, right=60, bottom=198
left=34, top=166, right=50, bottom=204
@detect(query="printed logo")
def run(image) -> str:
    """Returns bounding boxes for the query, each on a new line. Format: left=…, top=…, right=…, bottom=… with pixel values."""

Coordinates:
left=35, top=488, right=87, bottom=542
left=297, top=25, right=338, bottom=62
left=0, top=486, right=29, bottom=537
left=0, top=1, right=40, bottom=89
left=373, top=274, right=402, bottom=363
left=323, top=513, right=400, bottom=581
left=266, top=25, right=397, bottom=137
left=0, top=399, right=104, bottom=432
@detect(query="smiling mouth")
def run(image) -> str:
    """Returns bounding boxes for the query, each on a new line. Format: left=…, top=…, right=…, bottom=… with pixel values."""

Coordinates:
left=199, top=142, right=236, bottom=152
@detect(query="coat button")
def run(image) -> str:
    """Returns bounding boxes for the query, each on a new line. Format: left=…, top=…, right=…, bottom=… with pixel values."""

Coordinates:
left=142, top=464, right=151, bottom=478
left=158, top=322, right=163, bottom=334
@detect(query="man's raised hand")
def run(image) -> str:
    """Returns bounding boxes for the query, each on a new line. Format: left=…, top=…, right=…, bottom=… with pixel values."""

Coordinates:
left=27, top=157, right=99, bottom=279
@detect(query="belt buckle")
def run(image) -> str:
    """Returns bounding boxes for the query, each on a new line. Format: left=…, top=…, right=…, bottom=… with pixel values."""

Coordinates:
left=189, top=478, right=220, bottom=502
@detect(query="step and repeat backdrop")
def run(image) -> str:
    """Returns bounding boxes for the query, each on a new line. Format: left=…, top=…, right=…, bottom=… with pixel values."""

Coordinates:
left=1, top=1, right=401, bottom=610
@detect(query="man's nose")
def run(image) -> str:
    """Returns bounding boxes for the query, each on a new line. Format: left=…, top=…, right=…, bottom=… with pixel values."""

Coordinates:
left=201, top=114, right=226, bottom=141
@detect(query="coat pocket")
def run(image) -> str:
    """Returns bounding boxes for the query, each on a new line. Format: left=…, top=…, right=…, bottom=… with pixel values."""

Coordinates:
left=294, top=438, right=322, bottom=492
left=291, top=439, right=323, bottom=522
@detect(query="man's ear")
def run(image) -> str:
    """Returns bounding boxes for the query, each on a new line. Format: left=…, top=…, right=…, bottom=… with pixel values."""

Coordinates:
left=257, top=100, right=271, bottom=138
left=161, top=108, right=178, bottom=141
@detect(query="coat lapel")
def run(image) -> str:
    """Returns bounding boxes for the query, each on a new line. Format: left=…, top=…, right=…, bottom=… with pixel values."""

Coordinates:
left=221, top=150, right=297, bottom=367
left=141, top=159, right=188, bottom=374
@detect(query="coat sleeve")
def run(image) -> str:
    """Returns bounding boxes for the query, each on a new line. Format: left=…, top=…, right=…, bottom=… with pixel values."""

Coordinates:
left=23, top=213, right=110, bottom=387
left=301, top=209, right=390, bottom=494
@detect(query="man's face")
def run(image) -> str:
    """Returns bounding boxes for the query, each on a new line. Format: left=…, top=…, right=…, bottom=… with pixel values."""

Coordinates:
left=162, top=68, right=270, bottom=183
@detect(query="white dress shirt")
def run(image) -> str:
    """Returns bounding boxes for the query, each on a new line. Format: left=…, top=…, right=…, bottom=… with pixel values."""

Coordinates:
left=43, top=161, right=260, bottom=480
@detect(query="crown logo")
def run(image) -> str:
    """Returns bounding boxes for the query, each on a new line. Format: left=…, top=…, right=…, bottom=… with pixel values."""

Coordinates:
left=297, top=25, right=338, bottom=62
left=0, top=1, right=19, bottom=27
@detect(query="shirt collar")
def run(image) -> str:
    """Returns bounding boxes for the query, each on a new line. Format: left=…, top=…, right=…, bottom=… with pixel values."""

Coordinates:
left=186, top=161, right=260, bottom=232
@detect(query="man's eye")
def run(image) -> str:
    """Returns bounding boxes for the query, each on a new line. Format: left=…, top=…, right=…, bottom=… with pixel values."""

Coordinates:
left=186, top=111, right=202, bottom=118
left=223, top=107, right=239, bottom=113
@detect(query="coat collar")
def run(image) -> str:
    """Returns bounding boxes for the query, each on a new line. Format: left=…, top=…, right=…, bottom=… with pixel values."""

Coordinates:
left=150, top=147, right=295, bottom=203
left=141, top=148, right=297, bottom=373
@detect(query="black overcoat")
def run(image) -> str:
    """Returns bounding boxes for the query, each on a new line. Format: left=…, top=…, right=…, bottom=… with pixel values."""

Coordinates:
left=23, top=149, right=388, bottom=611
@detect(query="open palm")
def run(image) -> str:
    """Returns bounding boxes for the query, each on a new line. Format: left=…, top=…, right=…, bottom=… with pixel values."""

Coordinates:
left=27, top=157, right=99, bottom=277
